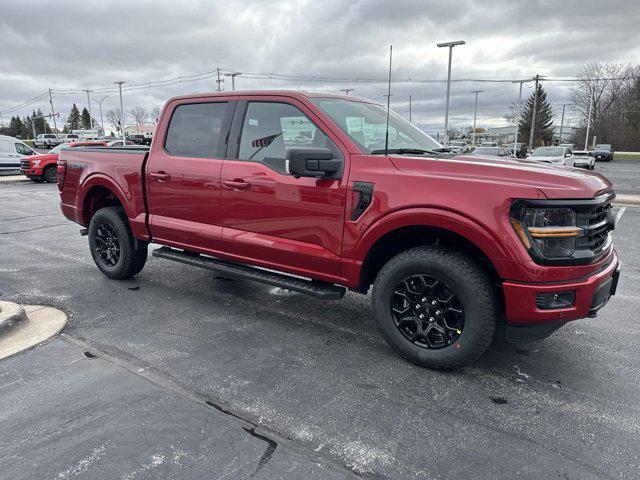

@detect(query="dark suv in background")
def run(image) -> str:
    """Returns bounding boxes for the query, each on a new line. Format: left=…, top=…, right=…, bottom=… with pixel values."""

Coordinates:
left=593, top=144, right=613, bottom=162
left=505, top=142, right=527, bottom=158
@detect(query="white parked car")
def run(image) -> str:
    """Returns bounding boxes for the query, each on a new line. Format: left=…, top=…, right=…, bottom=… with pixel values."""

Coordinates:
left=59, top=134, right=81, bottom=143
left=34, top=133, right=62, bottom=149
left=529, top=146, right=575, bottom=167
left=572, top=150, right=596, bottom=170
left=480, top=141, right=498, bottom=147
left=0, top=135, right=37, bottom=171
left=447, top=140, right=470, bottom=154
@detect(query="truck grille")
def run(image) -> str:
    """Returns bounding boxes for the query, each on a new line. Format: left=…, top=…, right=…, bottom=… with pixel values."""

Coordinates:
left=584, top=200, right=614, bottom=253
left=20, top=159, right=30, bottom=169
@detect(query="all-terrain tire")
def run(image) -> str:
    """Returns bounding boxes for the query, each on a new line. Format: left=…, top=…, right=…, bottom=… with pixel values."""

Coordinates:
left=88, top=206, right=148, bottom=279
left=372, top=246, right=498, bottom=370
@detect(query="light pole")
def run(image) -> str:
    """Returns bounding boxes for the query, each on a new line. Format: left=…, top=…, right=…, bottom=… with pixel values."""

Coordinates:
left=558, top=104, right=566, bottom=145
left=584, top=94, right=593, bottom=150
left=437, top=40, right=465, bottom=144
left=82, top=89, right=94, bottom=131
left=225, top=72, right=241, bottom=91
left=95, top=96, right=107, bottom=136
left=470, top=90, right=483, bottom=145
left=115, top=81, right=126, bottom=142
left=511, top=79, right=530, bottom=156
left=409, top=94, right=412, bottom=122
left=48, top=89, right=58, bottom=132
left=528, top=74, right=540, bottom=149
left=340, top=88, right=354, bottom=95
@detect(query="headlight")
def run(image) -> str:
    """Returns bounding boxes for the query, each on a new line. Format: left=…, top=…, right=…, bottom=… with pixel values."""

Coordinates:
left=31, top=159, right=41, bottom=167
left=510, top=206, right=583, bottom=259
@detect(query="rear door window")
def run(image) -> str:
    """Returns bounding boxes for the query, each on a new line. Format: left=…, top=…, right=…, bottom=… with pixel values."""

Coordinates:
left=164, top=102, right=228, bottom=158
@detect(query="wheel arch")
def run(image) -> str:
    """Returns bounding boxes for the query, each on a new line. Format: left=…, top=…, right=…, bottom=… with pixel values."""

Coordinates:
left=79, top=176, right=130, bottom=226
left=355, top=208, right=508, bottom=290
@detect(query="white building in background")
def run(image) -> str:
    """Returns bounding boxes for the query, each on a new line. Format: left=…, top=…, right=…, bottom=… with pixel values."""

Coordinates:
left=124, top=124, right=155, bottom=139
left=484, top=125, right=579, bottom=145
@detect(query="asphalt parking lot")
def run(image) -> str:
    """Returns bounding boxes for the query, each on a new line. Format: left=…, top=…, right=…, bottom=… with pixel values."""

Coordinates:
left=1, top=164, right=640, bottom=479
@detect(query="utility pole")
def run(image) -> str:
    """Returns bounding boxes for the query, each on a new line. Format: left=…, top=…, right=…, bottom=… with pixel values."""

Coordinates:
left=558, top=104, right=566, bottom=145
left=409, top=94, right=412, bottom=122
left=437, top=40, right=465, bottom=144
left=511, top=79, right=529, bottom=156
left=48, top=89, right=58, bottom=132
left=528, top=74, right=540, bottom=149
left=340, top=88, right=354, bottom=95
left=115, top=81, right=126, bottom=142
left=224, top=72, right=241, bottom=91
left=471, top=90, right=483, bottom=145
left=95, top=96, right=107, bottom=136
left=216, top=68, right=224, bottom=91
left=585, top=94, right=593, bottom=150
left=82, top=89, right=94, bottom=131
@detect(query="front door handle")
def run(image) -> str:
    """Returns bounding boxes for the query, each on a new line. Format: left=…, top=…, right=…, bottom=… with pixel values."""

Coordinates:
left=224, top=179, right=251, bottom=190
left=150, top=171, right=171, bottom=182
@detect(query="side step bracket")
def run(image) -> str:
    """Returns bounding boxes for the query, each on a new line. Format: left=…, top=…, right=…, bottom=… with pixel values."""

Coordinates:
left=152, top=247, right=346, bottom=300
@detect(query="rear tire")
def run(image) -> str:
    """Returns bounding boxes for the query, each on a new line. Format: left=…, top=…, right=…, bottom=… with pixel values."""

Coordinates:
left=372, top=246, right=497, bottom=370
left=88, top=206, right=148, bottom=279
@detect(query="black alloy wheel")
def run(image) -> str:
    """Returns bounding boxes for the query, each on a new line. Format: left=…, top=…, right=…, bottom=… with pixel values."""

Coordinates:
left=94, top=222, right=121, bottom=267
left=391, top=274, right=464, bottom=349
left=44, top=167, right=57, bottom=183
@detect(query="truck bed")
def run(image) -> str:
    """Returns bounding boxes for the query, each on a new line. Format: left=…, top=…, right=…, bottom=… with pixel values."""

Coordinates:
left=58, top=146, right=150, bottom=237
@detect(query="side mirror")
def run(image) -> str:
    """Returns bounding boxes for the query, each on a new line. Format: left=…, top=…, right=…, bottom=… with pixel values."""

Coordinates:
left=286, top=147, right=341, bottom=178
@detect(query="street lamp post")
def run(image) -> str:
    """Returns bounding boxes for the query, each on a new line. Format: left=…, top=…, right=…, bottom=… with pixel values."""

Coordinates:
left=95, top=96, right=107, bottom=136
left=437, top=40, right=465, bottom=144
left=82, top=89, right=94, bottom=131
left=115, top=81, right=126, bottom=142
left=511, top=79, right=529, bottom=156
left=224, top=72, right=241, bottom=91
left=470, top=90, right=483, bottom=145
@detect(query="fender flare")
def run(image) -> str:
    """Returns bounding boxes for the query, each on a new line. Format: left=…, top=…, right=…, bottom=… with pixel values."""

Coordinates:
left=78, top=174, right=133, bottom=225
left=352, top=206, right=509, bottom=263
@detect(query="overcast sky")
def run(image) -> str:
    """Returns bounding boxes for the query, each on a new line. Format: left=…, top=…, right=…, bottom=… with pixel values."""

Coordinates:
left=1, top=0, right=639, bottom=135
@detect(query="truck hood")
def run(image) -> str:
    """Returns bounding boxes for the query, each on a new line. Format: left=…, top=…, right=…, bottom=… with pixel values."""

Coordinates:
left=28, top=153, right=58, bottom=161
left=389, top=154, right=613, bottom=199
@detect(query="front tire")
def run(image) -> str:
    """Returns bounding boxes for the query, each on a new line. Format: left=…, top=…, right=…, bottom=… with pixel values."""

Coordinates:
left=43, top=166, right=57, bottom=183
left=372, top=246, right=498, bottom=369
left=88, top=206, right=148, bottom=279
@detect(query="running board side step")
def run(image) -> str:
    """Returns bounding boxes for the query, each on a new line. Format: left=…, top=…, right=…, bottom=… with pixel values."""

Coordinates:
left=152, top=247, right=346, bottom=300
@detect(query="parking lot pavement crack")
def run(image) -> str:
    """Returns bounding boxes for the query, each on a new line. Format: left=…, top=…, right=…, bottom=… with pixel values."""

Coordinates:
left=242, top=427, right=278, bottom=475
left=0, top=222, right=71, bottom=234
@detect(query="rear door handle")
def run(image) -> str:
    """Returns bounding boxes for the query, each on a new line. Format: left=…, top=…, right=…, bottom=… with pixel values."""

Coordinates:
left=224, top=179, right=251, bottom=190
left=150, top=171, right=171, bottom=182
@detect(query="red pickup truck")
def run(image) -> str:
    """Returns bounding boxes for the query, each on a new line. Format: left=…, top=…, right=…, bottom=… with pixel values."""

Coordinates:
left=22, top=141, right=107, bottom=182
left=58, top=91, right=620, bottom=369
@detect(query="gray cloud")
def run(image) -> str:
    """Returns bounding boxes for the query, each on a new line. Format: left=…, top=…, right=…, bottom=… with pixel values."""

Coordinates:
left=1, top=0, right=639, bottom=134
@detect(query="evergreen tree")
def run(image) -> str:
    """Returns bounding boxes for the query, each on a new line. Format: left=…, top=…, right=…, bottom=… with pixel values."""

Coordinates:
left=81, top=107, right=92, bottom=130
left=22, top=115, right=32, bottom=139
left=66, top=103, right=81, bottom=131
left=518, top=83, right=555, bottom=147
left=8, top=116, right=24, bottom=138
left=31, top=108, right=50, bottom=134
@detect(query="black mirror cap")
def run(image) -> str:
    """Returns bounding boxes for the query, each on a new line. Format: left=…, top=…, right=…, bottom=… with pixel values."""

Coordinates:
left=286, top=147, right=342, bottom=178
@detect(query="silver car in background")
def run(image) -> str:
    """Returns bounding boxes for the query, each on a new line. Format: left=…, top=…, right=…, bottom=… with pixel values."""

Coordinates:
left=528, top=146, right=575, bottom=167
left=572, top=150, right=596, bottom=170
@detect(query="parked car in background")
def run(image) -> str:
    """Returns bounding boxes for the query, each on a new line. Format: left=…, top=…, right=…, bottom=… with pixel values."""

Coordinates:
left=106, top=140, right=136, bottom=147
left=34, top=133, right=62, bottom=149
left=0, top=134, right=37, bottom=171
left=127, top=134, right=148, bottom=145
left=505, top=142, right=528, bottom=158
left=447, top=140, right=470, bottom=154
left=529, top=146, right=575, bottom=167
left=60, top=134, right=81, bottom=143
left=480, top=141, right=498, bottom=147
left=472, top=146, right=511, bottom=157
left=559, top=143, right=575, bottom=150
left=20, top=141, right=107, bottom=183
left=572, top=150, right=596, bottom=170
left=593, top=144, right=613, bottom=162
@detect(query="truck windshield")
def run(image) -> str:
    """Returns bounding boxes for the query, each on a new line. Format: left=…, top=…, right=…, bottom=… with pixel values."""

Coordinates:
left=311, top=98, right=441, bottom=154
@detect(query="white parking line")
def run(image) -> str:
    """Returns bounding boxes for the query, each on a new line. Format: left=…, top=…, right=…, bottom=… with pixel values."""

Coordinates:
left=616, top=206, right=627, bottom=225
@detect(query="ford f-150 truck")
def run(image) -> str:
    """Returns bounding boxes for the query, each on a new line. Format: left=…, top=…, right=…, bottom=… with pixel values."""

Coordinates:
left=58, top=91, right=620, bottom=369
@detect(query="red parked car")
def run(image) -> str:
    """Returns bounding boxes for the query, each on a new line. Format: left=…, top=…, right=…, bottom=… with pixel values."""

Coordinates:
left=21, top=141, right=107, bottom=183
left=58, top=91, right=620, bottom=369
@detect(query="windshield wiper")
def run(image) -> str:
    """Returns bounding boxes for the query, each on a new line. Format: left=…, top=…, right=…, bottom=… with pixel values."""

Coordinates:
left=370, top=148, right=449, bottom=156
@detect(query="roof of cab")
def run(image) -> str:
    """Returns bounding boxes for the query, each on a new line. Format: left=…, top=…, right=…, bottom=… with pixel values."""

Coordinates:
left=165, top=90, right=376, bottom=104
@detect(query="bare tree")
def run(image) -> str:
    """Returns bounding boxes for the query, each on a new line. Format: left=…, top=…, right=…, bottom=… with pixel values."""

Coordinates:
left=105, top=109, right=122, bottom=134
left=151, top=107, right=161, bottom=125
left=127, top=107, right=147, bottom=133
left=570, top=61, right=633, bottom=145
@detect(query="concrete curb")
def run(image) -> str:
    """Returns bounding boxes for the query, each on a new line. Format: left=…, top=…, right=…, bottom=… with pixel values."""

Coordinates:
left=0, top=301, right=28, bottom=335
left=614, top=194, right=640, bottom=207
left=0, top=175, right=28, bottom=183
left=0, top=302, right=68, bottom=360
